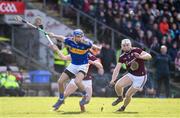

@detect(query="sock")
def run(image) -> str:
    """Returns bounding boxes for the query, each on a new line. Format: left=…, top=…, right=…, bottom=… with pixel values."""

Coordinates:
left=121, top=105, right=126, bottom=109
left=59, top=93, right=64, bottom=100
left=118, top=96, right=123, bottom=99
left=82, top=90, right=87, bottom=96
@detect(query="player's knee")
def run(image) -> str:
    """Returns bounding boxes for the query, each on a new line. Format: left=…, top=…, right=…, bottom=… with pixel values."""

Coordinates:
left=74, top=79, right=81, bottom=85
left=58, top=78, right=64, bottom=85
left=115, top=83, right=123, bottom=89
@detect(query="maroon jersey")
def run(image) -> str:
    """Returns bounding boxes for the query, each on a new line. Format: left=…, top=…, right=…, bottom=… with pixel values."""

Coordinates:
left=84, top=52, right=97, bottom=80
left=119, top=47, right=146, bottom=76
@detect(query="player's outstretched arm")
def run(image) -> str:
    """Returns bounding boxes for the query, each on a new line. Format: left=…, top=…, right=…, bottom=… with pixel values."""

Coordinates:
left=48, top=32, right=66, bottom=42
left=49, top=45, right=71, bottom=61
left=110, top=62, right=122, bottom=85
left=57, top=51, right=71, bottom=61
left=89, top=60, right=104, bottom=75
left=134, top=51, right=152, bottom=60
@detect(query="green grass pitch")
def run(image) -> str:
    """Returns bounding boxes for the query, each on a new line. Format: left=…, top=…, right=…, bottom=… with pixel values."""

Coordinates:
left=0, top=97, right=180, bottom=118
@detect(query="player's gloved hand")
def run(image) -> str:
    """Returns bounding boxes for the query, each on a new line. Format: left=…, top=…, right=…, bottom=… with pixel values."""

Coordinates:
left=47, top=32, right=55, bottom=37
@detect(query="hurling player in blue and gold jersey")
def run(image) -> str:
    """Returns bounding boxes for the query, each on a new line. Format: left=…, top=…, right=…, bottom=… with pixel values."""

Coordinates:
left=48, top=29, right=99, bottom=111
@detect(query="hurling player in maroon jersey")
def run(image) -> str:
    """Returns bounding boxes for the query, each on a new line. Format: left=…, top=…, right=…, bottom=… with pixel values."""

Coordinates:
left=110, top=39, right=152, bottom=111
left=50, top=44, right=104, bottom=112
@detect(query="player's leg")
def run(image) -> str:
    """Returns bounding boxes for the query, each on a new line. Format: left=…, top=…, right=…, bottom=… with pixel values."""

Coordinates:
left=74, top=71, right=89, bottom=108
left=74, top=71, right=86, bottom=93
left=53, top=70, right=73, bottom=110
left=117, top=74, right=147, bottom=111
left=79, top=80, right=92, bottom=112
left=117, top=86, right=138, bottom=111
left=112, top=74, right=132, bottom=106
left=74, top=64, right=89, bottom=96
left=85, top=86, right=92, bottom=102
left=115, top=75, right=132, bottom=96
left=58, top=72, right=70, bottom=96
left=57, top=64, right=77, bottom=100
left=64, top=79, right=78, bottom=98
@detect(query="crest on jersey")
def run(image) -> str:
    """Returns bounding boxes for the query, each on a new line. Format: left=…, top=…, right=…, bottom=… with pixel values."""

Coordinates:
left=130, top=61, right=139, bottom=71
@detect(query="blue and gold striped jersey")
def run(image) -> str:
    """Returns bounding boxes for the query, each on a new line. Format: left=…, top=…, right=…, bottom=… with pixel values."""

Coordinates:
left=64, top=37, right=92, bottom=65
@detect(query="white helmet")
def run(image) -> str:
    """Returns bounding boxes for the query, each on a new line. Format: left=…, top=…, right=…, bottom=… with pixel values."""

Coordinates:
left=121, top=39, right=132, bottom=46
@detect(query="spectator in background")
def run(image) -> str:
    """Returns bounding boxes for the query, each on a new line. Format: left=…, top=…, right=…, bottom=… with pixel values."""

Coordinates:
left=175, top=51, right=180, bottom=71
left=99, top=42, right=116, bottom=73
left=96, top=1, right=105, bottom=17
left=155, top=45, right=171, bottom=98
left=105, top=7, right=114, bottom=27
left=166, top=34, right=173, bottom=49
left=1, top=67, right=24, bottom=96
left=83, top=0, right=90, bottom=13
left=174, top=51, right=180, bottom=82
left=34, top=16, right=43, bottom=29
left=150, top=36, right=160, bottom=56
left=170, top=23, right=179, bottom=40
left=112, top=2, right=119, bottom=17
left=159, top=17, right=169, bottom=36
left=138, top=30, right=146, bottom=45
left=97, top=10, right=106, bottom=24
left=146, top=30, right=153, bottom=47
left=132, top=22, right=141, bottom=40
left=141, top=3, right=151, bottom=28
left=124, top=21, right=136, bottom=39
left=89, top=0, right=98, bottom=17
left=160, top=36, right=167, bottom=46
left=168, top=42, right=178, bottom=62
left=0, top=46, right=15, bottom=66
left=151, top=23, right=163, bottom=40
left=0, top=73, right=6, bottom=96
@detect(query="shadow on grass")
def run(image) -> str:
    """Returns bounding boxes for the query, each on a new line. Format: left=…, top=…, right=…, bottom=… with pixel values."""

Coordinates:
left=114, top=111, right=139, bottom=114
left=61, top=111, right=83, bottom=114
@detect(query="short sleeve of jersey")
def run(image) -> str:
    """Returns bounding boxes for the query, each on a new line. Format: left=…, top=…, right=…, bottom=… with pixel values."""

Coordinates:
left=134, top=48, right=143, bottom=54
left=64, top=38, right=70, bottom=45
left=87, top=41, right=93, bottom=48
left=118, top=55, right=125, bottom=63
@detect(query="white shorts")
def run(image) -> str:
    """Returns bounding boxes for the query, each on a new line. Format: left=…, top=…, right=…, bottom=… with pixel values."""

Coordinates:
left=127, top=73, right=147, bottom=91
left=66, top=63, right=89, bottom=75
left=69, top=79, right=92, bottom=88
